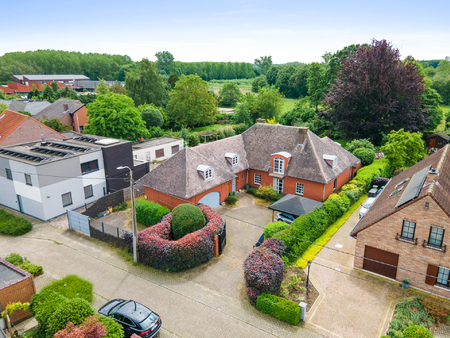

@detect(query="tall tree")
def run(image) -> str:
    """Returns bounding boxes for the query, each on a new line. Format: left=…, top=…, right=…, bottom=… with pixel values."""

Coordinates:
left=219, top=83, right=241, bottom=107
left=326, top=39, right=426, bottom=144
left=125, top=58, right=167, bottom=107
left=380, top=129, right=424, bottom=168
left=95, top=79, right=109, bottom=95
left=167, top=75, right=217, bottom=128
left=85, top=93, right=149, bottom=141
left=155, top=51, right=175, bottom=75
left=254, top=56, right=272, bottom=76
left=307, top=62, right=326, bottom=111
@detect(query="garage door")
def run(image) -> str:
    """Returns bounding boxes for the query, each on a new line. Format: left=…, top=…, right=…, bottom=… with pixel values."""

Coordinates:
left=363, top=246, right=399, bottom=279
left=198, top=192, right=220, bottom=208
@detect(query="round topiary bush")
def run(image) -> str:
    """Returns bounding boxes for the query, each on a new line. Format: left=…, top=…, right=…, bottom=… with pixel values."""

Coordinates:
left=172, top=204, right=206, bottom=240
left=353, top=147, right=376, bottom=166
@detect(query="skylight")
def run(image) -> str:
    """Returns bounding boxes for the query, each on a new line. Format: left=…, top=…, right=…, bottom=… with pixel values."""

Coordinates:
left=389, top=186, right=404, bottom=197
left=395, top=178, right=410, bottom=189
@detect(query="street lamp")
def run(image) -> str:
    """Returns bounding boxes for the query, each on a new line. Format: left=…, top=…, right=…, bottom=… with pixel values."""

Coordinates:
left=305, top=260, right=312, bottom=296
left=117, top=165, right=138, bottom=263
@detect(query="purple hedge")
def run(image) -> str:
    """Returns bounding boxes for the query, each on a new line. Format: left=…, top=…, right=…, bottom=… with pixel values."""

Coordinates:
left=243, top=238, right=285, bottom=304
left=137, top=204, right=224, bottom=272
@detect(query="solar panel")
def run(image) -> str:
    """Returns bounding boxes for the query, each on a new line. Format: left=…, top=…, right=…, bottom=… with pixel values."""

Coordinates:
left=73, top=135, right=99, bottom=143
left=0, top=148, right=53, bottom=162
left=41, top=141, right=91, bottom=152
left=31, top=146, right=74, bottom=157
left=395, top=165, right=431, bottom=208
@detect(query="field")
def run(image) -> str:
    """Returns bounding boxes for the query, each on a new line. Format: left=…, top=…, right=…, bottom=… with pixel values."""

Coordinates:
left=435, top=105, right=449, bottom=132
left=208, top=79, right=253, bottom=95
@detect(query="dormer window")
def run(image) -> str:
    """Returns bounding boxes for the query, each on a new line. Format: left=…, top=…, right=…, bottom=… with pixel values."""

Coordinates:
left=323, top=155, right=338, bottom=169
left=197, top=165, right=214, bottom=181
left=274, top=157, right=284, bottom=174
left=225, top=153, right=239, bottom=167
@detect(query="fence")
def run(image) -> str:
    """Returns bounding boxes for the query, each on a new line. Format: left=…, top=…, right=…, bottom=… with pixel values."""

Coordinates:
left=89, top=218, right=131, bottom=250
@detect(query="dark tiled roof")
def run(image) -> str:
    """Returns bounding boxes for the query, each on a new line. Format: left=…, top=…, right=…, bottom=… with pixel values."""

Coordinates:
left=268, top=194, right=323, bottom=217
left=34, top=98, right=83, bottom=121
left=350, top=146, right=449, bottom=237
left=138, top=147, right=235, bottom=199
left=426, top=132, right=450, bottom=141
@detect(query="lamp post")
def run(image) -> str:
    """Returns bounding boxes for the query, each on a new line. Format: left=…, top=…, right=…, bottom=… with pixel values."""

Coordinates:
left=117, top=166, right=138, bottom=263
left=305, top=260, right=311, bottom=296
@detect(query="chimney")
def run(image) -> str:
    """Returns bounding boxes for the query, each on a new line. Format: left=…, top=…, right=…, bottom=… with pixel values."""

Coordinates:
left=40, top=134, right=45, bottom=143
left=299, top=127, right=309, bottom=144
left=63, top=103, right=69, bottom=111
left=256, top=118, right=266, bottom=123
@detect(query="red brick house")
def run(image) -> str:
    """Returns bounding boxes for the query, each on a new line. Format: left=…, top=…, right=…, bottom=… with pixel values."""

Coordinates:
left=33, top=98, right=88, bottom=133
left=0, top=109, right=66, bottom=146
left=351, top=145, right=450, bottom=298
left=139, top=124, right=361, bottom=209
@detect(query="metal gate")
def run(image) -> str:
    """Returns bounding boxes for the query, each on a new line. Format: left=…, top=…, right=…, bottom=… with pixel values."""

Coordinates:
left=218, top=221, right=226, bottom=255
left=67, top=210, right=90, bottom=236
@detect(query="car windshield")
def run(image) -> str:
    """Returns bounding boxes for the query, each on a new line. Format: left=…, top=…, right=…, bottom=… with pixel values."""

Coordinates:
left=139, top=312, right=159, bottom=329
left=280, top=213, right=294, bottom=220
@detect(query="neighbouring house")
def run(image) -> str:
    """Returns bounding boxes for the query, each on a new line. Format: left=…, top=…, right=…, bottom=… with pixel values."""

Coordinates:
left=0, top=138, right=107, bottom=221
left=132, top=137, right=184, bottom=163
left=139, top=124, right=361, bottom=209
left=0, top=258, right=36, bottom=325
left=0, top=83, right=33, bottom=95
left=73, top=80, right=123, bottom=92
left=33, top=98, right=88, bottom=133
left=350, top=145, right=450, bottom=298
left=13, top=74, right=89, bottom=86
left=426, top=132, right=450, bottom=149
left=0, top=109, right=66, bottom=147
left=0, top=100, right=52, bottom=116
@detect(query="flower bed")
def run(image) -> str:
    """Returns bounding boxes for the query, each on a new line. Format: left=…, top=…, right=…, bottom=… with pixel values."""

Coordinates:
left=137, top=204, right=224, bottom=272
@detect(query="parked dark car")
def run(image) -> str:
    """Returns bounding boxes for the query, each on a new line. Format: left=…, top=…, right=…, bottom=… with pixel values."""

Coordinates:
left=99, top=299, right=161, bottom=338
left=275, top=212, right=296, bottom=224
left=254, top=233, right=265, bottom=248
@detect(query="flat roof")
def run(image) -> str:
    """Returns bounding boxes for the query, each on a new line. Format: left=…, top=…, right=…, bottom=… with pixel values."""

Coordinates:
left=132, top=137, right=182, bottom=150
left=15, top=74, right=90, bottom=81
left=0, top=262, right=25, bottom=287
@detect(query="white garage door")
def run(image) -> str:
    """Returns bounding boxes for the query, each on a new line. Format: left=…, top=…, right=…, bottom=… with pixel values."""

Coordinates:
left=198, top=191, right=221, bottom=208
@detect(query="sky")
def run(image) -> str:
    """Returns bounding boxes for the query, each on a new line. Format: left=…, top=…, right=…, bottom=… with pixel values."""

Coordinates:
left=2, top=0, right=449, bottom=64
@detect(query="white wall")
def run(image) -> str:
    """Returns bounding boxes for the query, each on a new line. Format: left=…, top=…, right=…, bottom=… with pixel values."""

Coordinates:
left=133, top=139, right=184, bottom=162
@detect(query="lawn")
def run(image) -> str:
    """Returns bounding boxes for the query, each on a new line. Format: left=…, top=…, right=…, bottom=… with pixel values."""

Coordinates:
left=281, top=99, right=298, bottom=114
left=192, top=124, right=232, bottom=132
left=208, top=79, right=253, bottom=95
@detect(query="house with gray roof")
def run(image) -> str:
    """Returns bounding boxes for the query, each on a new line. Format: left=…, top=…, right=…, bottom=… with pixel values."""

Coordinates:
left=34, top=98, right=87, bottom=133
left=138, top=123, right=361, bottom=209
left=350, top=145, right=450, bottom=298
left=0, top=99, right=51, bottom=116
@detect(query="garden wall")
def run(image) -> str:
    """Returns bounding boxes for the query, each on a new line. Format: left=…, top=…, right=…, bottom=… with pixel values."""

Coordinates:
left=82, top=190, right=124, bottom=218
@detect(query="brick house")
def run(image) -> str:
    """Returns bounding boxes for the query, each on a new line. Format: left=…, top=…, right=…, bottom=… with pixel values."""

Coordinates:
left=33, top=98, right=88, bottom=133
left=139, top=124, right=361, bottom=209
left=350, top=145, right=450, bottom=298
left=0, top=109, right=66, bottom=146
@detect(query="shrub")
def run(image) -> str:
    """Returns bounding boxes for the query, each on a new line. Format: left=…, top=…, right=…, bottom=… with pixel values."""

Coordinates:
left=98, top=316, right=125, bottom=338
left=247, top=187, right=258, bottom=195
left=171, top=204, right=206, bottom=240
left=353, top=147, right=376, bottom=166
left=403, top=324, right=432, bottom=338
left=46, top=298, right=95, bottom=337
left=256, top=293, right=301, bottom=325
left=135, top=200, right=170, bottom=227
left=345, top=138, right=375, bottom=153
left=5, top=253, right=43, bottom=276
left=226, top=196, right=238, bottom=205
left=232, top=124, right=248, bottom=135
left=113, top=202, right=128, bottom=211
left=54, top=315, right=107, bottom=338
left=372, top=176, right=390, bottom=188
left=0, top=210, right=33, bottom=235
left=138, top=204, right=224, bottom=272
left=40, top=275, right=93, bottom=303
left=256, top=185, right=277, bottom=201
left=243, top=243, right=285, bottom=303
left=30, top=290, right=68, bottom=331
left=264, top=221, right=290, bottom=239
left=259, top=238, right=286, bottom=257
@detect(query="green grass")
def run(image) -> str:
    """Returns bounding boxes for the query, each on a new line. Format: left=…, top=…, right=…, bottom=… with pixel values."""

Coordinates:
left=281, top=99, right=298, bottom=114
left=208, top=79, right=253, bottom=95
left=40, top=275, right=93, bottom=303
left=295, top=194, right=368, bottom=269
left=0, top=209, right=33, bottom=236
left=333, top=139, right=349, bottom=148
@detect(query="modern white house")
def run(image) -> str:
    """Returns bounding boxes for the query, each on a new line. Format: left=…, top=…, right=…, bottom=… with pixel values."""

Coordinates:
left=0, top=138, right=106, bottom=221
left=132, top=137, right=184, bottom=163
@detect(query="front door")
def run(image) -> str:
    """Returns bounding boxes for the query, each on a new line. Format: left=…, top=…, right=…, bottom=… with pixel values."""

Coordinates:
left=16, top=195, right=23, bottom=213
left=273, top=178, right=283, bottom=194
left=429, top=139, right=436, bottom=148
left=232, top=178, right=236, bottom=192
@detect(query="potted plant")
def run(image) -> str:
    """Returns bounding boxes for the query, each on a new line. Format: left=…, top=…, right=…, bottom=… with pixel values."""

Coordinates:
left=402, top=278, right=409, bottom=289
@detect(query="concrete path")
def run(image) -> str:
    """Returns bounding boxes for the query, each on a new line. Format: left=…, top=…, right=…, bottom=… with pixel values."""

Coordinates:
left=0, top=195, right=322, bottom=338
left=306, top=201, right=408, bottom=338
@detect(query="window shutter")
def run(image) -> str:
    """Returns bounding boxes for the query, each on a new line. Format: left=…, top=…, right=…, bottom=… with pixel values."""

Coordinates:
left=171, top=145, right=179, bottom=154
left=155, top=149, right=164, bottom=158
left=425, top=264, right=438, bottom=285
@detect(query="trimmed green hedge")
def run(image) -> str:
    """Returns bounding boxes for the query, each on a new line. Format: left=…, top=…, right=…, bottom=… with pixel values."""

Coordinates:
left=5, top=253, right=43, bottom=276
left=0, top=210, right=32, bottom=235
left=247, top=187, right=258, bottom=195
left=256, top=293, right=301, bottom=325
left=135, top=200, right=170, bottom=227
left=40, top=275, right=93, bottom=303
left=226, top=195, right=238, bottom=204
left=172, top=204, right=206, bottom=240
left=266, top=158, right=392, bottom=260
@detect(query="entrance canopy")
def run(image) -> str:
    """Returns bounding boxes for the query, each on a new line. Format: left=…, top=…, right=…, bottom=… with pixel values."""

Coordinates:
left=268, top=194, right=323, bottom=218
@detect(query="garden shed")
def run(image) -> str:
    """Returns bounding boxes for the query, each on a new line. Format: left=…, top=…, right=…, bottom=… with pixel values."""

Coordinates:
left=426, top=132, right=450, bottom=149
left=0, top=258, right=36, bottom=325
left=268, top=194, right=323, bottom=221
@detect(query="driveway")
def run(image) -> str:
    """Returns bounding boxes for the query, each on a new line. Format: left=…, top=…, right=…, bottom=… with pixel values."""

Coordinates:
left=0, top=193, right=322, bottom=338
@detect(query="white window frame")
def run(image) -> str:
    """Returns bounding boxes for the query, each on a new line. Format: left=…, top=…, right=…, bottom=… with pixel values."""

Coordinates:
left=274, top=157, right=284, bottom=174
left=25, top=174, right=32, bottom=186
left=273, top=178, right=283, bottom=194
left=254, top=174, right=261, bottom=185
left=232, top=156, right=239, bottom=166
left=205, top=168, right=213, bottom=180
left=296, top=183, right=304, bottom=196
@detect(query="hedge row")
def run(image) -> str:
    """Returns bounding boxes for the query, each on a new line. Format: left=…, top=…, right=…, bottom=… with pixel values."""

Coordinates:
left=256, top=293, right=301, bottom=325
left=137, top=204, right=224, bottom=272
left=243, top=238, right=285, bottom=304
left=0, top=210, right=32, bottom=236
left=266, top=158, right=392, bottom=260
left=4, top=253, right=43, bottom=277
left=135, top=200, right=170, bottom=227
